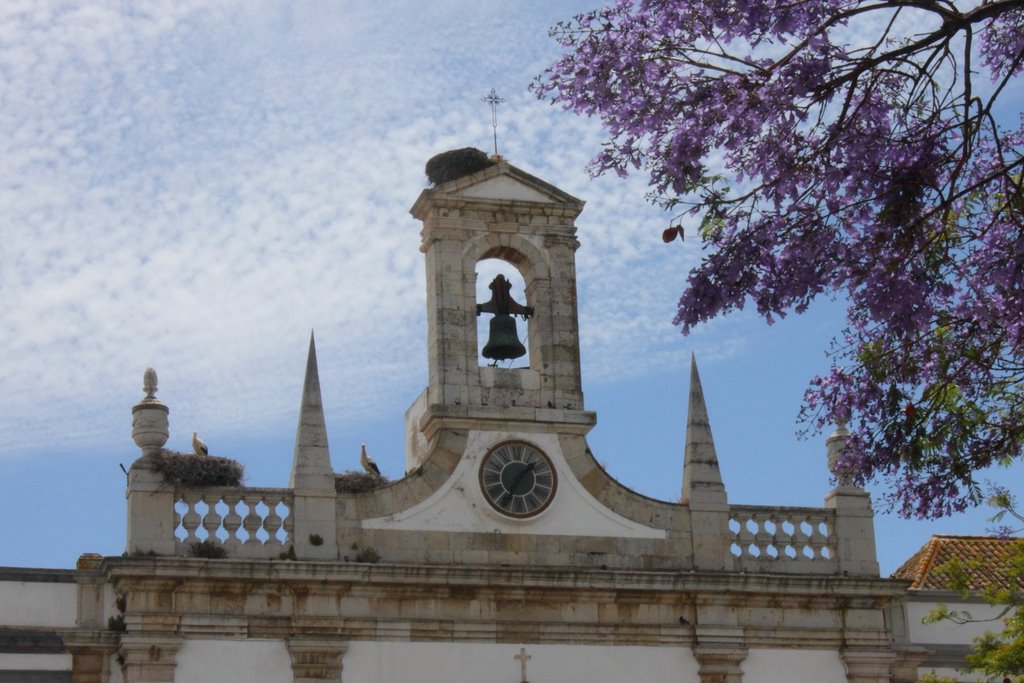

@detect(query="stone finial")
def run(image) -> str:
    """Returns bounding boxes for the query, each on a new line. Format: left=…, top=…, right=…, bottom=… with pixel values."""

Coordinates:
left=826, top=421, right=855, bottom=487
left=132, top=367, right=168, bottom=453
left=289, top=331, right=334, bottom=490
left=680, top=354, right=727, bottom=506
left=143, top=367, right=158, bottom=399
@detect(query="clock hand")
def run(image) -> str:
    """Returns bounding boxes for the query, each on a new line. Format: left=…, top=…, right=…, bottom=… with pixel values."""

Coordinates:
left=508, top=461, right=537, bottom=495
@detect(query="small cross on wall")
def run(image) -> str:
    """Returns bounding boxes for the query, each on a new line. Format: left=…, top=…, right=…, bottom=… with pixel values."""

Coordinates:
left=514, top=647, right=532, bottom=683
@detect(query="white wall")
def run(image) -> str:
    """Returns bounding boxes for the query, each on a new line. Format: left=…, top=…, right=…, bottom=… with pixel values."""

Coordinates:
left=366, top=430, right=666, bottom=539
left=175, top=639, right=292, bottom=683
left=0, top=579, right=77, bottom=627
left=906, top=600, right=1011, bottom=645
left=343, top=641, right=700, bottom=683
left=744, top=649, right=847, bottom=683
left=0, top=653, right=71, bottom=669
left=120, top=638, right=856, bottom=682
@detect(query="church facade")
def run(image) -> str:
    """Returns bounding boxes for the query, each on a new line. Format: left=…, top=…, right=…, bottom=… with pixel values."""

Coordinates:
left=5, top=153, right=931, bottom=682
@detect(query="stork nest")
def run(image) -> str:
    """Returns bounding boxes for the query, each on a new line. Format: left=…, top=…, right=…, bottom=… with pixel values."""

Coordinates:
left=425, top=147, right=495, bottom=186
left=151, top=450, right=244, bottom=488
left=335, top=470, right=389, bottom=493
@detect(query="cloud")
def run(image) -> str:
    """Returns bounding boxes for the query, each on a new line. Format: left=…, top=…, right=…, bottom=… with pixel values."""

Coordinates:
left=0, top=0, right=741, bottom=459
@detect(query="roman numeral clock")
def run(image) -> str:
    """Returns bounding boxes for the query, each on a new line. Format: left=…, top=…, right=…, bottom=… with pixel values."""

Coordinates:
left=479, top=441, right=557, bottom=518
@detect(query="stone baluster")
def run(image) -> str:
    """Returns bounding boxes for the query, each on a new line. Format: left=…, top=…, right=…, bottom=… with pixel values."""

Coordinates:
left=221, top=491, right=243, bottom=553
left=263, top=496, right=284, bottom=548
left=242, top=494, right=263, bottom=545
left=178, top=494, right=201, bottom=546
left=200, top=495, right=222, bottom=543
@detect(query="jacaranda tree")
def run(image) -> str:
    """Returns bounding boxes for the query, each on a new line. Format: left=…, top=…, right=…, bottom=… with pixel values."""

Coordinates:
left=534, top=0, right=1024, bottom=519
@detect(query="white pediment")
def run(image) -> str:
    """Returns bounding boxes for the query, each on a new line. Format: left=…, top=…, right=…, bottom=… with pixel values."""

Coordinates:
left=453, top=175, right=557, bottom=203
left=362, top=431, right=666, bottom=539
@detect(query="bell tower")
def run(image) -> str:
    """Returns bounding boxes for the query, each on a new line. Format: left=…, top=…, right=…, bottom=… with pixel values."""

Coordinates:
left=406, top=149, right=593, bottom=466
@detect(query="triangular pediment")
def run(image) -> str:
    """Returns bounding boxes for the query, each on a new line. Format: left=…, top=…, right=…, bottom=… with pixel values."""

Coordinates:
left=455, top=174, right=556, bottom=203
left=440, top=161, right=584, bottom=208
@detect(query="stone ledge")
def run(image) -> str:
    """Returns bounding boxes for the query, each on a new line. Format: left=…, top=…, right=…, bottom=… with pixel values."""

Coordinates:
left=101, top=556, right=909, bottom=598
left=419, top=404, right=596, bottom=440
left=0, top=629, right=66, bottom=654
left=0, top=567, right=76, bottom=583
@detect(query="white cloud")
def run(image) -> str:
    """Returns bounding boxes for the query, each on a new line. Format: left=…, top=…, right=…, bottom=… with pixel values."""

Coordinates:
left=0, top=0, right=744, bottom=459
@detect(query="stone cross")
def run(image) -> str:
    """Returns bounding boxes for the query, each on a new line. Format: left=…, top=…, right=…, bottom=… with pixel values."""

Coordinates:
left=481, top=88, right=507, bottom=157
left=514, top=647, right=531, bottom=683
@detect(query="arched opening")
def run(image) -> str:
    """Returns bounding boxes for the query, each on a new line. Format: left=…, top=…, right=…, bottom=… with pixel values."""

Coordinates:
left=475, top=257, right=531, bottom=368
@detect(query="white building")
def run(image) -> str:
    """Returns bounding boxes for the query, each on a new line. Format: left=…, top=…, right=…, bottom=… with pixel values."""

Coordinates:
left=3, top=150, right=942, bottom=682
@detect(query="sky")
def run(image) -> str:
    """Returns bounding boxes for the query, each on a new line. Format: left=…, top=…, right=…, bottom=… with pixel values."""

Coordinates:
left=1, top=0, right=1020, bottom=574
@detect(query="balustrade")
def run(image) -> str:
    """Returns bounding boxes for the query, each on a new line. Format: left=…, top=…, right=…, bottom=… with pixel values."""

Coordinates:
left=173, top=487, right=294, bottom=559
left=728, top=506, right=837, bottom=571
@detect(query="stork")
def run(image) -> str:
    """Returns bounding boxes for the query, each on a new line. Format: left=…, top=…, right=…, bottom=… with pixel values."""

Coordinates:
left=192, top=432, right=209, bottom=456
left=360, top=443, right=381, bottom=477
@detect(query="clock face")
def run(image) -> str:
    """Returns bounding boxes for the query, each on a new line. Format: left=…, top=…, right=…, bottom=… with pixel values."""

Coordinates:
left=479, top=441, right=557, bottom=518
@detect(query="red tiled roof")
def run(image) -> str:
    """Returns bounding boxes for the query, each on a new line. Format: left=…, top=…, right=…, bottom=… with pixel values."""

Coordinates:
left=892, top=535, right=1024, bottom=591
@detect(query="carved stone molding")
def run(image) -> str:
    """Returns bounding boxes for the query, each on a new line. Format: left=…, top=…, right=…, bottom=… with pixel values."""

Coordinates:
left=118, top=634, right=182, bottom=683
left=841, top=648, right=898, bottom=683
left=287, top=637, right=348, bottom=682
left=693, top=644, right=748, bottom=683
left=60, top=630, right=119, bottom=683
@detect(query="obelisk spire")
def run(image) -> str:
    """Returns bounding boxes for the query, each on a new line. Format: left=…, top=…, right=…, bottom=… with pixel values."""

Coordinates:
left=289, top=331, right=334, bottom=490
left=680, top=354, right=727, bottom=505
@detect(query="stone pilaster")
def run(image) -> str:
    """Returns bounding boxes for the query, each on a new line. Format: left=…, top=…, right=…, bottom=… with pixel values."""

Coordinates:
left=287, top=638, right=347, bottom=682
left=125, top=458, right=176, bottom=556
left=693, top=625, right=747, bottom=683
left=824, top=426, right=880, bottom=576
left=61, top=630, right=119, bottom=683
left=118, top=634, right=181, bottom=683
left=841, top=648, right=897, bottom=683
left=74, top=554, right=107, bottom=628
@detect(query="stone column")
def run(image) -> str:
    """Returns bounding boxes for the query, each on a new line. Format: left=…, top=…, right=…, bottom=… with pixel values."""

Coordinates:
left=287, top=638, right=347, bottom=682
left=118, top=634, right=182, bottom=683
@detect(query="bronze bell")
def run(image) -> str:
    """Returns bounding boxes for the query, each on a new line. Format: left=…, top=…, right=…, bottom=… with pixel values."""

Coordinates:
left=482, top=314, right=527, bottom=361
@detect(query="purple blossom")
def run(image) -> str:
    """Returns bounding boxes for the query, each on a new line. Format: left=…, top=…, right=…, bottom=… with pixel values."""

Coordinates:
left=536, top=0, right=1024, bottom=518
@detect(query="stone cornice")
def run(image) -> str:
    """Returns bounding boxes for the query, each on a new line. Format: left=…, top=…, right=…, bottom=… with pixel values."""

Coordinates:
left=101, top=556, right=907, bottom=599
left=418, top=404, right=597, bottom=440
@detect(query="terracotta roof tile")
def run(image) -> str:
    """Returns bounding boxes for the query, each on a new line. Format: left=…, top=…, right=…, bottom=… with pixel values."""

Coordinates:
left=892, top=535, right=1024, bottom=591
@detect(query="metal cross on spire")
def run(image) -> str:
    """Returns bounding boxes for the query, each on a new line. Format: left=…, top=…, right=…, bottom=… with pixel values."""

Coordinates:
left=481, top=88, right=507, bottom=157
